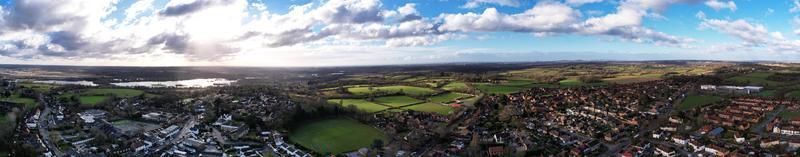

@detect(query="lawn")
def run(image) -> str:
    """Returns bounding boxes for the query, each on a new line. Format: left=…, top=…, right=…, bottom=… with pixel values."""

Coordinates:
left=429, top=92, right=471, bottom=103
left=442, top=82, right=468, bottom=91
left=787, top=90, right=800, bottom=98
left=328, top=99, right=390, bottom=113
left=757, top=90, right=777, bottom=97
left=347, top=86, right=435, bottom=96
left=780, top=110, right=800, bottom=119
left=289, top=118, right=388, bottom=155
left=373, top=96, right=423, bottom=107
left=84, top=88, right=145, bottom=98
left=79, top=96, right=109, bottom=106
left=402, top=102, right=454, bottom=115
left=677, top=95, right=721, bottom=110
left=1, top=93, right=37, bottom=110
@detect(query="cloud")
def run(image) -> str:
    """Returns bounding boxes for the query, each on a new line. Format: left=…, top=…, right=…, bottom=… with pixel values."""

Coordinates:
left=704, top=0, right=736, bottom=12
left=440, top=2, right=581, bottom=33
left=792, top=0, right=800, bottom=13
left=700, top=17, right=800, bottom=54
left=565, top=0, right=603, bottom=6
left=160, top=0, right=236, bottom=17
left=461, top=0, right=521, bottom=9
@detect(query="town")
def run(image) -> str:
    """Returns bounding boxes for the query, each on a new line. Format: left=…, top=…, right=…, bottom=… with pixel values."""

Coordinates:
left=1, top=61, right=800, bottom=156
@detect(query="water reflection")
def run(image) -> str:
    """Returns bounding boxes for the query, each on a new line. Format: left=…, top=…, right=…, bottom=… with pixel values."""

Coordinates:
left=110, top=78, right=236, bottom=88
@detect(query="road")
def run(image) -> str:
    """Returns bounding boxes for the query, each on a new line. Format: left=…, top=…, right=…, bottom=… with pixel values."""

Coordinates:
left=36, top=95, right=63, bottom=157
left=752, top=105, right=785, bottom=137
left=152, top=115, right=197, bottom=153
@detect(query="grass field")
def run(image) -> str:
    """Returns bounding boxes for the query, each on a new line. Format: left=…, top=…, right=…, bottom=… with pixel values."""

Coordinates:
left=787, top=90, right=800, bottom=98
left=442, top=82, right=468, bottom=91
left=289, top=118, right=388, bottom=155
left=1, top=93, right=38, bottom=109
left=780, top=110, right=800, bottom=119
left=757, top=90, right=777, bottom=97
left=677, top=95, right=721, bottom=110
left=726, top=72, right=785, bottom=86
left=84, top=88, right=144, bottom=98
left=18, top=83, right=59, bottom=92
left=602, top=74, right=663, bottom=84
left=328, top=99, right=390, bottom=113
left=558, top=79, right=583, bottom=87
left=347, top=86, right=435, bottom=96
left=79, top=96, right=109, bottom=106
left=429, top=92, right=471, bottom=103
left=374, top=96, right=423, bottom=107
left=474, top=83, right=524, bottom=94
left=402, top=102, right=454, bottom=115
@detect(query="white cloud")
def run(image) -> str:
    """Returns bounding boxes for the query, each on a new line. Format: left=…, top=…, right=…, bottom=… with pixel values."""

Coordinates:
left=441, top=2, right=581, bottom=33
left=791, top=0, right=800, bottom=13
left=565, top=0, right=603, bottom=6
left=461, top=0, right=520, bottom=9
left=704, top=0, right=736, bottom=12
left=700, top=17, right=800, bottom=54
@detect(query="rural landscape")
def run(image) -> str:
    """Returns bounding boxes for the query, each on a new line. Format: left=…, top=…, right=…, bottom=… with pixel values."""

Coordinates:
left=1, top=61, right=800, bottom=156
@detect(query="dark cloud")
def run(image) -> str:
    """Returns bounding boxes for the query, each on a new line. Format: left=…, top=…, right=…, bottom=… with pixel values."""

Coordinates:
left=148, top=33, right=190, bottom=53
left=49, top=31, right=89, bottom=51
left=7, top=0, right=88, bottom=31
left=159, top=0, right=235, bottom=17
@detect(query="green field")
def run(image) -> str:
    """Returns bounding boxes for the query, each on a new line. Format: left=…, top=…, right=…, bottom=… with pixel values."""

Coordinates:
left=787, top=90, right=800, bottom=98
left=726, top=72, right=785, bottom=86
left=677, top=95, right=721, bottom=110
left=780, top=110, right=800, bottom=119
left=289, top=118, right=388, bottom=155
left=1, top=93, right=37, bottom=109
left=558, top=79, right=584, bottom=87
left=757, top=90, right=777, bottom=97
left=429, top=92, right=471, bottom=103
left=328, top=99, right=390, bottom=113
left=402, top=102, right=454, bottom=115
left=79, top=96, right=109, bottom=106
left=474, top=83, right=524, bottom=94
left=374, top=96, right=423, bottom=107
left=602, top=74, right=663, bottom=84
left=84, top=88, right=145, bottom=98
left=18, top=83, right=59, bottom=92
left=442, top=82, right=468, bottom=91
left=347, top=86, right=435, bottom=96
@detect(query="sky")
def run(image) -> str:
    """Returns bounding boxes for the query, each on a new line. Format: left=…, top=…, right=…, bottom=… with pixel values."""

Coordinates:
left=0, top=0, right=799, bottom=66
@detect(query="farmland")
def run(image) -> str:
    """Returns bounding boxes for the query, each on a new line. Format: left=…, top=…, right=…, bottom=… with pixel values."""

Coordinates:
left=402, top=102, right=454, bottom=115
left=373, top=96, right=423, bottom=107
left=327, top=99, right=390, bottom=113
left=346, top=86, right=435, bottom=96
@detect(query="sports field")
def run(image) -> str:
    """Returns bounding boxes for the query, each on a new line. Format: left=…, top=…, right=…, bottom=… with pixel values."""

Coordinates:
left=328, top=99, right=390, bottom=112
left=347, top=86, right=435, bottom=96
left=402, top=102, right=454, bottom=115
left=677, top=95, right=721, bottom=110
left=429, top=92, right=471, bottom=103
left=289, top=118, right=388, bottom=155
left=374, top=96, right=423, bottom=107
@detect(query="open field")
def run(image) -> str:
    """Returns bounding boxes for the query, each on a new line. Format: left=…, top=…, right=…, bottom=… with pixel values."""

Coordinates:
left=402, top=102, right=454, bottom=115
left=474, top=83, right=524, bottom=94
left=1, top=93, right=37, bottom=109
left=18, top=83, right=59, bottom=92
left=328, top=99, right=390, bottom=113
left=289, top=118, right=388, bottom=155
left=677, top=95, right=721, bottom=110
left=347, top=86, right=435, bottom=96
left=726, top=72, right=786, bottom=86
left=79, top=96, right=109, bottom=106
left=441, top=82, right=468, bottom=91
left=602, top=74, right=663, bottom=84
left=558, top=79, right=583, bottom=87
left=374, top=96, right=423, bottom=107
left=757, top=90, right=777, bottom=97
left=84, top=88, right=145, bottom=98
left=429, top=92, right=471, bottom=103
left=787, top=90, right=800, bottom=98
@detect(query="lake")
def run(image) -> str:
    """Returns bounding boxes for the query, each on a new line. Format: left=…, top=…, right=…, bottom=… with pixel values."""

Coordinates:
left=31, top=80, right=98, bottom=86
left=110, top=78, right=236, bottom=88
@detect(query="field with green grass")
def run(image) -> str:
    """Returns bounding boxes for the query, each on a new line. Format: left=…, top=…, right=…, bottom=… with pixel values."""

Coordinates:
left=374, top=96, right=423, bottom=107
left=602, top=74, right=663, bottom=84
left=84, top=88, right=145, bottom=98
left=558, top=79, right=584, bottom=87
left=289, top=118, right=388, bottom=155
left=442, top=82, right=468, bottom=91
left=328, top=99, right=390, bottom=113
left=757, top=90, right=777, bottom=97
left=402, top=102, right=454, bottom=115
left=726, top=72, right=785, bottom=86
left=787, top=90, right=800, bottom=98
left=780, top=110, right=800, bottom=119
left=79, top=96, right=109, bottom=106
left=474, top=83, right=524, bottom=94
left=1, top=93, right=37, bottom=109
left=677, top=95, right=721, bottom=110
left=347, top=86, right=435, bottom=96
left=429, top=92, right=471, bottom=103
left=18, top=83, right=59, bottom=92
